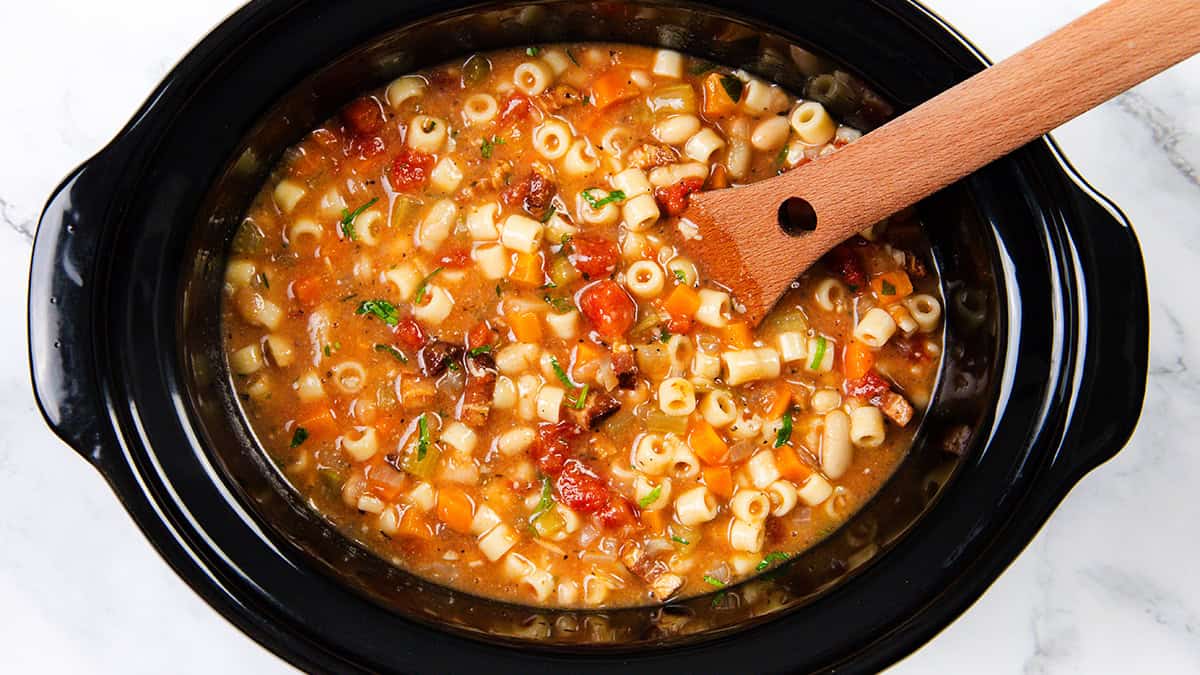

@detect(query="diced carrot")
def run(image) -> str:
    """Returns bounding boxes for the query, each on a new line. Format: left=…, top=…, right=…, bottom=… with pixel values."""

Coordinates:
left=718, top=321, right=754, bottom=349
left=291, top=275, right=324, bottom=308
left=689, top=418, right=729, bottom=465
left=844, top=340, right=876, bottom=380
left=765, top=380, right=793, bottom=420
left=511, top=251, right=545, bottom=286
left=467, top=321, right=495, bottom=350
left=663, top=284, right=701, bottom=320
left=398, top=507, right=433, bottom=539
left=641, top=507, right=667, bottom=533
left=701, top=72, right=739, bottom=116
left=870, top=270, right=914, bottom=305
left=436, top=486, right=475, bottom=534
left=775, top=446, right=814, bottom=483
left=296, top=406, right=337, bottom=438
left=572, top=342, right=606, bottom=380
left=507, top=310, right=543, bottom=343
left=589, top=69, right=640, bottom=110
left=702, top=466, right=733, bottom=499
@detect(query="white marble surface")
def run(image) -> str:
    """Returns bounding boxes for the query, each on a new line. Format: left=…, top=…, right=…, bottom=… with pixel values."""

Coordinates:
left=0, top=0, right=1196, bottom=671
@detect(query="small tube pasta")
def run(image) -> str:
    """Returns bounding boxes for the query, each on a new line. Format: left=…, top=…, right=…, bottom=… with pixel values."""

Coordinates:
left=730, top=489, right=770, bottom=524
left=536, top=385, right=566, bottom=422
left=652, top=49, right=683, bottom=78
left=767, top=480, right=798, bottom=516
left=386, top=75, right=426, bottom=109
left=632, top=433, right=674, bottom=475
left=561, top=139, right=600, bottom=175
left=626, top=260, right=666, bottom=298
left=621, top=193, right=660, bottom=231
left=790, top=101, right=836, bottom=145
left=533, top=119, right=572, bottom=160
left=578, top=189, right=620, bottom=225
left=658, top=377, right=697, bottom=416
left=287, top=219, right=323, bottom=249
left=634, top=475, right=672, bottom=511
left=692, top=351, right=721, bottom=380
left=694, top=289, right=732, bottom=327
left=472, top=243, right=510, bottom=279
left=728, top=519, right=764, bottom=553
left=330, top=361, right=367, bottom=393
left=722, top=348, right=781, bottom=386
left=501, top=214, right=545, bottom=254
left=478, top=523, right=518, bottom=561
left=418, top=199, right=458, bottom=252
left=340, top=427, right=379, bottom=462
left=407, top=115, right=448, bottom=152
left=699, top=390, right=738, bottom=428
left=746, top=451, right=781, bottom=489
left=429, top=156, right=463, bottom=193
left=904, top=294, right=943, bottom=332
left=295, top=371, right=325, bottom=402
left=545, top=310, right=579, bottom=340
left=466, top=203, right=500, bottom=240
left=797, top=473, right=834, bottom=506
left=675, top=486, right=719, bottom=525
left=273, top=180, right=306, bottom=213
left=514, top=60, right=553, bottom=95
left=611, top=168, right=652, bottom=197
left=462, top=93, right=498, bottom=125
left=850, top=406, right=886, bottom=448
left=777, top=332, right=808, bottom=363
left=412, top=285, right=454, bottom=324
left=853, top=307, right=898, bottom=348
left=814, top=278, right=849, bottom=312
left=684, top=128, right=725, bottom=163
left=821, top=410, right=853, bottom=479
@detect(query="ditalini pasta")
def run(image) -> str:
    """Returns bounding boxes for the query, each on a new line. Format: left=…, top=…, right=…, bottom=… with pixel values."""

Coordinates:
left=223, top=43, right=942, bottom=610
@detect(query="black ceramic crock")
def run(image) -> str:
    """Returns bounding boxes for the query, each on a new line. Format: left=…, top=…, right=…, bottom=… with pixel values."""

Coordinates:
left=28, top=0, right=1148, bottom=672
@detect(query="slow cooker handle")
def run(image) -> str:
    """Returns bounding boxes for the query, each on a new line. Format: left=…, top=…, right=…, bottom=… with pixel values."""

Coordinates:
left=1052, top=180, right=1149, bottom=481
left=28, top=150, right=119, bottom=468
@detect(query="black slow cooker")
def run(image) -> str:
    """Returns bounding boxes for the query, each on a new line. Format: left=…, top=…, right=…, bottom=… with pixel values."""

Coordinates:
left=27, top=0, right=1148, bottom=672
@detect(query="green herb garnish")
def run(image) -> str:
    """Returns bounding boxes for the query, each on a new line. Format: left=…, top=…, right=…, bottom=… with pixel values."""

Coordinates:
left=756, top=552, right=791, bottom=572
left=413, top=267, right=444, bottom=304
left=774, top=408, right=793, bottom=448
left=658, top=328, right=671, bottom=343
left=481, top=135, right=505, bottom=159
left=258, top=272, right=270, bottom=289
left=670, top=535, right=690, bottom=545
left=543, top=294, right=574, bottom=313
left=673, top=269, right=686, bottom=283
left=580, top=188, right=626, bottom=209
left=881, top=279, right=897, bottom=296
left=775, top=145, right=789, bottom=166
left=416, top=414, right=430, bottom=461
left=290, top=427, right=309, bottom=448
left=374, top=343, right=408, bottom=363
left=530, top=475, right=554, bottom=521
left=638, top=485, right=662, bottom=508
left=809, top=335, right=828, bottom=370
left=572, top=384, right=589, bottom=409
left=323, top=344, right=332, bottom=357
left=356, top=299, right=399, bottom=326
left=541, top=205, right=557, bottom=223
left=526, top=46, right=540, bottom=56
left=703, top=575, right=726, bottom=588
left=549, top=356, right=575, bottom=388
left=566, top=49, right=580, bottom=66
left=719, top=75, right=744, bottom=102
left=495, top=284, right=503, bottom=297
left=468, top=344, right=493, bottom=357
left=340, top=197, right=379, bottom=241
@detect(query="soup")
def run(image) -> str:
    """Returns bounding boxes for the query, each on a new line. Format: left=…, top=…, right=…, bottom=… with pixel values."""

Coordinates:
left=222, top=43, right=943, bottom=608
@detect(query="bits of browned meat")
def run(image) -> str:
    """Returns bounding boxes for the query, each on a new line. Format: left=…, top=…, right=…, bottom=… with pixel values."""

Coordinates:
left=880, top=391, right=914, bottom=427
left=540, top=84, right=583, bottom=112
left=624, top=143, right=677, bottom=170
left=620, top=540, right=683, bottom=601
left=610, top=345, right=638, bottom=389
left=566, top=389, right=622, bottom=430
left=419, top=340, right=463, bottom=377
left=500, top=165, right=557, bottom=219
left=460, top=353, right=497, bottom=427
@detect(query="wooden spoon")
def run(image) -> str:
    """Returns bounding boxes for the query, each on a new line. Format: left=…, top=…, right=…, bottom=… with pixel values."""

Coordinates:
left=678, top=0, right=1200, bottom=325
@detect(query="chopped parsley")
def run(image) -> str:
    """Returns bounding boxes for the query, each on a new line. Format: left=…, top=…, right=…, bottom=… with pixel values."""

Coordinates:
left=580, top=188, right=626, bottom=209
left=258, top=272, right=270, bottom=289
left=495, top=284, right=504, bottom=297
left=339, top=197, right=378, bottom=240
left=526, top=46, right=540, bottom=56
left=638, top=485, right=662, bottom=508
left=658, top=327, right=671, bottom=343
left=756, top=552, right=791, bottom=572
left=530, top=475, right=554, bottom=522
left=541, top=205, right=557, bottom=223
left=549, top=356, right=575, bottom=388
left=672, top=269, right=687, bottom=283
left=467, top=344, right=493, bottom=357
left=881, top=279, right=897, bottom=295
left=775, top=145, right=789, bottom=166
left=323, top=344, right=332, bottom=357
left=290, top=427, right=309, bottom=448
left=571, top=384, right=589, bottom=409
left=809, top=335, right=828, bottom=370
left=356, top=299, right=399, bottom=326
left=670, top=535, right=691, bottom=545
left=480, top=135, right=505, bottom=159
left=719, top=75, right=744, bottom=103
left=413, top=267, right=444, bottom=304
left=774, top=408, right=793, bottom=447
left=543, top=294, right=574, bottom=313
left=416, top=414, right=430, bottom=461
left=566, top=49, right=580, bottom=66
left=374, top=343, right=408, bottom=363
left=703, top=574, right=726, bottom=588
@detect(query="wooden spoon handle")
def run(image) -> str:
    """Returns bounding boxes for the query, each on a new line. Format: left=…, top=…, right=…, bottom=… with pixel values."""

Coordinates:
left=685, top=0, right=1200, bottom=323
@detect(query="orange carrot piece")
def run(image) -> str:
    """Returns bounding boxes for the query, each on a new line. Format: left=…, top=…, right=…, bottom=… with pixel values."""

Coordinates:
left=641, top=508, right=667, bottom=533
left=511, top=251, right=545, bottom=286
left=719, top=321, right=754, bottom=349
left=589, top=69, right=640, bottom=110
left=702, top=466, right=733, bottom=499
left=437, top=487, right=475, bottom=534
left=775, top=446, right=814, bottom=483
left=844, top=341, right=876, bottom=380
left=765, top=381, right=793, bottom=420
left=398, top=507, right=433, bottom=539
left=291, top=275, right=324, bottom=308
left=870, top=270, right=914, bottom=305
left=701, top=72, right=739, bottom=116
left=689, top=419, right=729, bottom=465
left=571, top=342, right=606, bottom=380
left=296, top=406, right=337, bottom=438
left=663, top=284, right=701, bottom=319
left=507, top=310, right=543, bottom=343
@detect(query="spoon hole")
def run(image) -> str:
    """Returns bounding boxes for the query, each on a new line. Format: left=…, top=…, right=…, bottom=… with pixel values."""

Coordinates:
left=778, top=197, right=817, bottom=235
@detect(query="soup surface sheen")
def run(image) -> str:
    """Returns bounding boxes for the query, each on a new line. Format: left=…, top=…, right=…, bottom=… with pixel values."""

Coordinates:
left=222, top=43, right=943, bottom=608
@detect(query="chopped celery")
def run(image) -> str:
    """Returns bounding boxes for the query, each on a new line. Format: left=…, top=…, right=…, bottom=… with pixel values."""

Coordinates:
left=644, top=410, right=688, bottom=435
left=648, top=83, right=698, bottom=114
left=531, top=508, right=565, bottom=538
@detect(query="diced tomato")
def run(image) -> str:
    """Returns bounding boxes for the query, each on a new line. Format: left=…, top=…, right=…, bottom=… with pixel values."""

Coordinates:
left=389, top=148, right=434, bottom=191
left=350, top=135, right=387, bottom=159
left=653, top=177, right=704, bottom=217
left=467, top=322, right=495, bottom=351
left=436, top=247, right=472, bottom=269
left=533, top=421, right=583, bottom=476
left=578, top=280, right=636, bottom=338
left=555, top=459, right=610, bottom=514
left=666, top=314, right=693, bottom=335
left=569, top=236, right=620, bottom=279
left=290, top=275, right=324, bottom=308
left=393, top=317, right=426, bottom=350
left=341, top=97, right=385, bottom=136
left=845, top=370, right=891, bottom=405
left=498, top=93, right=533, bottom=127
left=596, top=496, right=637, bottom=529
left=825, top=243, right=867, bottom=289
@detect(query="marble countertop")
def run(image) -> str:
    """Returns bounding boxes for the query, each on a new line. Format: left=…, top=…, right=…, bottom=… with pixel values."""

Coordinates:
left=1, top=0, right=1196, bottom=672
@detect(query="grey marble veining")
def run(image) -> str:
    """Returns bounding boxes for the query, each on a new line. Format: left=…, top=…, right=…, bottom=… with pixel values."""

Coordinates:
left=1, top=0, right=1196, bottom=672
